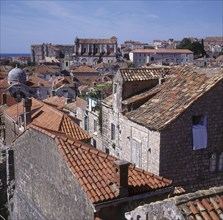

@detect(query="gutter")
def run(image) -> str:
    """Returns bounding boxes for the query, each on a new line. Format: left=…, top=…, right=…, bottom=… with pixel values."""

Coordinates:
left=93, top=185, right=174, bottom=212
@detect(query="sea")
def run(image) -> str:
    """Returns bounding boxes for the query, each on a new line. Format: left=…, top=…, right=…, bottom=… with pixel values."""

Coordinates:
left=0, top=53, right=30, bottom=57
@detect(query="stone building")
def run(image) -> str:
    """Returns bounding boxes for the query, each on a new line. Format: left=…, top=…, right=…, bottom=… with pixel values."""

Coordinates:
left=101, top=66, right=223, bottom=192
left=129, top=49, right=194, bottom=66
left=31, top=43, right=74, bottom=64
left=101, top=67, right=169, bottom=154
left=125, top=186, right=223, bottom=220
left=73, top=36, right=118, bottom=66
left=12, top=124, right=173, bottom=220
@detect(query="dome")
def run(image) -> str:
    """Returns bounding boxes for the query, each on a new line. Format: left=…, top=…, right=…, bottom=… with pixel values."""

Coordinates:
left=8, top=67, right=27, bottom=85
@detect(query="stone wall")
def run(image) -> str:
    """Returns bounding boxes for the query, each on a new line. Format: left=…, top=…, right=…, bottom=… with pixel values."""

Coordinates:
left=13, top=129, right=94, bottom=220
left=119, top=114, right=161, bottom=174
left=122, top=80, right=158, bottom=100
left=160, top=80, right=223, bottom=191
left=125, top=200, right=184, bottom=220
left=4, top=116, right=22, bottom=145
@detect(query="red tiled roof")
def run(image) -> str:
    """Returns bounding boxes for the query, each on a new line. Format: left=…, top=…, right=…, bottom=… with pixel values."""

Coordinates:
left=3, top=98, right=90, bottom=140
left=29, top=125, right=173, bottom=204
left=0, top=78, right=9, bottom=89
left=26, top=76, right=51, bottom=87
left=52, top=76, right=74, bottom=88
left=204, top=37, right=223, bottom=42
left=132, top=49, right=193, bottom=54
left=176, top=187, right=223, bottom=220
left=119, top=68, right=168, bottom=82
left=0, top=92, right=17, bottom=106
left=72, top=65, right=99, bottom=74
left=127, top=66, right=223, bottom=130
left=43, top=96, right=67, bottom=109
left=35, top=65, right=58, bottom=74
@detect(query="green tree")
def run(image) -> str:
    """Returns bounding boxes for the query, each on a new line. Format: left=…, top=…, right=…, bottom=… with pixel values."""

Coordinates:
left=177, top=38, right=206, bottom=58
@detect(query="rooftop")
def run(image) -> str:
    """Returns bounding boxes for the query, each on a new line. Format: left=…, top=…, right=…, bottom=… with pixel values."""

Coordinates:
left=119, top=68, right=167, bottom=82
left=3, top=98, right=90, bottom=141
left=29, top=125, right=173, bottom=204
left=131, top=49, right=193, bottom=54
left=176, top=186, right=223, bottom=220
left=127, top=66, right=223, bottom=130
left=75, top=37, right=117, bottom=44
left=72, top=65, right=99, bottom=74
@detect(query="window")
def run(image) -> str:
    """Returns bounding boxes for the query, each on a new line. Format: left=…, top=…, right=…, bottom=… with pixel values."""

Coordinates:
left=210, top=152, right=223, bottom=173
left=210, top=153, right=217, bottom=172
left=192, top=114, right=207, bottom=150
left=93, top=139, right=96, bottom=148
left=132, top=138, right=141, bottom=167
left=84, top=111, right=89, bottom=131
left=218, top=153, right=223, bottom=172
left=111, top=123, right=115, bottom=140
left=94, top=119, right=97, bottom=133
left=114, top=84, right=117, bottom=94
left=105, top=147, right=110, bottom=154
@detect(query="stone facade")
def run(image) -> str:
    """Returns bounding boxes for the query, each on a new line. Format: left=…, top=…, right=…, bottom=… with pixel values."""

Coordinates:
left=31, top=44, right=74, bottom=64
left=125, top=186, right=223, bottom=220
left=158, top=80, right=223, bottom=191
left=76, top=97, right=103, bottom=151
left=12, top=129, right=94, bottom=220
left=73, top=37, right=118, bottom=66
left=11, top=128, right=173, bottom=220
left=129, top=49, right=194, bottom=66
left=101, top=67, right=223, bottom=192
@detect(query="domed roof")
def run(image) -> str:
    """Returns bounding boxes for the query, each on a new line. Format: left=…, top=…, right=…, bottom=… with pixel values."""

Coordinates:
left=8, top=67, right=26, bottom=85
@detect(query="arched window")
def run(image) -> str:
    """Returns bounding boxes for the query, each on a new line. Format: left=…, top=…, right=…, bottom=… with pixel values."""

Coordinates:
left=218, top=153, right=223, bottom=172
left=210, top=153, right=217, bottom=172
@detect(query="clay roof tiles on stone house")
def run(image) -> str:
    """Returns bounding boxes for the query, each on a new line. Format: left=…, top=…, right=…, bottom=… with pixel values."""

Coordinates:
left=126, top=186, right=223, bottom=220
left=34, top=65, right=59, bottom=75
left=25, top=76, right=51, bottom=88
left=175, top=186, right=223, bottom=220
left=119, top=68, right=164, bottom=82
left=72, top=65, right=99, bottom=74
left=3, top=98, right=90, bottom=141
left=28, top=124, right=173, bottom=204
left=127, top=66, right=223, bottom=131
left=43, top=96, right=67, bottom=109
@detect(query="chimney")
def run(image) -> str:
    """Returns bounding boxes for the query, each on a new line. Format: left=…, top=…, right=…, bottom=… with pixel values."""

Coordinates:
left=113, top=160, right=130, bottom=197
left=2, top=93, right=7, bottom=105
left=23, top=98, right=32, bottom=127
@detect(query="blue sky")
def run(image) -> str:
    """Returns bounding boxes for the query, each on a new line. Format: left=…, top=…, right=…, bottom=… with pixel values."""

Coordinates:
left=0, top=0, right=222, bottom=53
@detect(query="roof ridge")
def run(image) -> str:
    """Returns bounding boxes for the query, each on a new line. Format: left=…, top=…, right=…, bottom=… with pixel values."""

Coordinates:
left=174, top=186, right=223, bottom=205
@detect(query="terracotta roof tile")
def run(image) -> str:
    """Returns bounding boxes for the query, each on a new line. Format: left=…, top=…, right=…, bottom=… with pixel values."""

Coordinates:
left=176, top=187, right=223, bottom=220
left=127, top=66, right=223, bottom=130
left=29, top=126, right=172, bottom=204
left=72, top=65, right=99, bottom=74
left=3, top=98, right=90, bottom=141
left=119, top=68, right=165, bottom=82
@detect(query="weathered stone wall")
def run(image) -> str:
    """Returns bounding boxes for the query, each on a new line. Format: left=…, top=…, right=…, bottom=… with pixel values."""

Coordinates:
left=4, top=116, right=22, bottom=145
left=13, top=129, right=94, bottom=220
left=119, top=114, right=161, bottom=174
left=122, top=79, right=158, bottom=100
left=101, top=104, right=121, bottom=156
left=102, top=107, right=161, bottom=175
left=97, top=190, right=171, bottom=220
left=160, top=80, right=223, bottom=192
left=125, top=200, right=184, bottom=220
